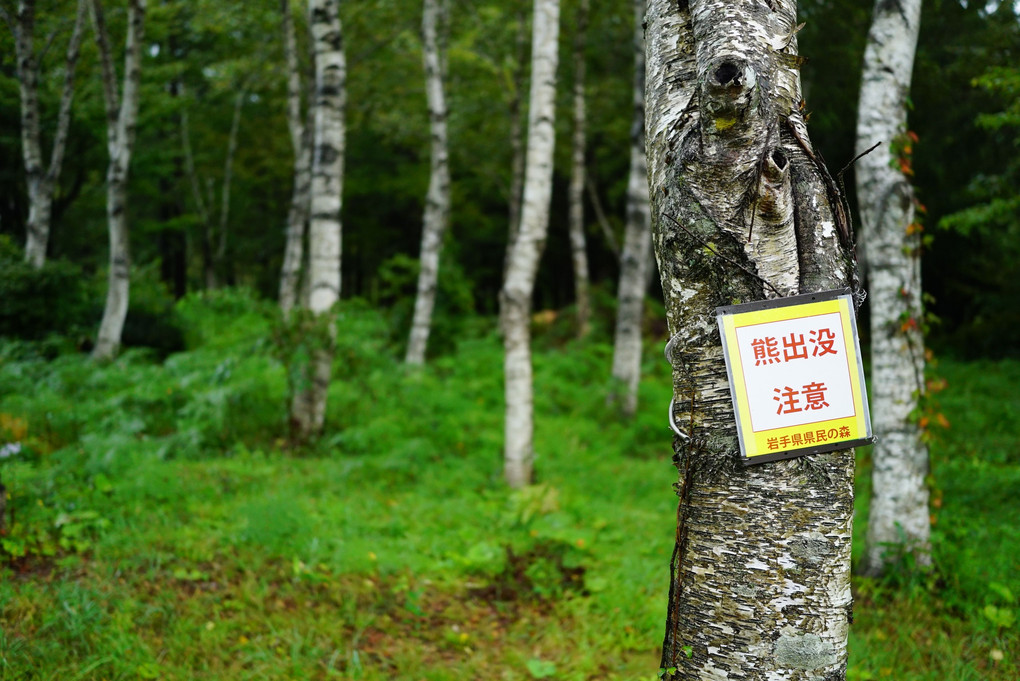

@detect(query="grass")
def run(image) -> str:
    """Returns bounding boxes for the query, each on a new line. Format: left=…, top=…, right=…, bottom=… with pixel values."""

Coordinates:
left=1, top=290, right=1017, bottom=680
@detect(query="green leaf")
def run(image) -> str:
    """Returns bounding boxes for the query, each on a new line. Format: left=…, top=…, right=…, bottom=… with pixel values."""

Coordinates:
left=525, top=658, right=557, bottom=679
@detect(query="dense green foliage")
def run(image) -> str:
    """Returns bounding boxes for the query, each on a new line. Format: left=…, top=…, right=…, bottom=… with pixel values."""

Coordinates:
left=0, top=0, right=1017, bottom=354
left=1, top=296, right=1017, bottom=679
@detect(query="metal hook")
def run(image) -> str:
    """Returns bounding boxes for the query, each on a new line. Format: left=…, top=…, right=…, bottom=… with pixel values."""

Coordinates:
left=668, top=398, right=690, bottom=440
left=663, top=333, right=680, bottom=365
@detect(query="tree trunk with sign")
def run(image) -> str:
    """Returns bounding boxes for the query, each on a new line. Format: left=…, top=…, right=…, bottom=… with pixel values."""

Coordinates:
left=855, top=0, right=930, bottom=577
left=91, top=0, right=146, bottom=362
left=289, top=0, right=345, bottom=440
left=500, top=0, right=560, bottom=488
left=647, top=0, right=858, bottom=677
left=609, top=0, right=652, bottom=418
left=406, top=0, right=451, bottom=365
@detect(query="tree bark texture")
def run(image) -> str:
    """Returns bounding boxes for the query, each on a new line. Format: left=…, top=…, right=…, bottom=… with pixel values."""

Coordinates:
left=12, top=0, right=87, bottom=268
left=278, top=0, right=313, bottom=315
left=647, top=0, right=857, bottom=678
left=290, top=0, right=345, bottom=440
left=567, top=0, right=590, bottom=338
left=92, top=0, right=146, bottom=362
left=406, top=0, right=451, bottom=365
left=609, top=0, right=652, bottom=417
left=500, top=0, right=560, bottom=489
left=854, top=0, right=929, bottom=576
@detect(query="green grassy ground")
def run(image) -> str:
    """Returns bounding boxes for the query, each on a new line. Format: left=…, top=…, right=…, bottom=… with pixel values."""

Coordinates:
left=1, top=291, right=1017, bottom=680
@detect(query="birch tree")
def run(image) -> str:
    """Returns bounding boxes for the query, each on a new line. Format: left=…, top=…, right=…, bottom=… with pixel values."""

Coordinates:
left=500, top=0, right=559, bottom=488
left=405, top=0, right=450, bottom=365
left=608, top=0, right=651, bottom=417
left=855, top=0, right=929, bottom=576
left=647, top=0, right=857, bottom=677
left=278, top=0, right=313, bottom=315
left=503, top=3, right=528, bottom=282
left=2, top=0, right=87, bottom=268
left=289, top=0, right=345, bottom=440
left=91, top=0, right=145, bottom=362
left=567, top=0, right=590, bottom=338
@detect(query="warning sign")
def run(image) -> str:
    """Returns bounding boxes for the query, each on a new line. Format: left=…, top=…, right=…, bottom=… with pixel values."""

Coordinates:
left=717, top=289, right=874, bottom=465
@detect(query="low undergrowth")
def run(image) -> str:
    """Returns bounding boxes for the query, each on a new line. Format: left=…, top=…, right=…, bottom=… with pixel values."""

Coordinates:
left=0, top=290, right=1016, bottom=680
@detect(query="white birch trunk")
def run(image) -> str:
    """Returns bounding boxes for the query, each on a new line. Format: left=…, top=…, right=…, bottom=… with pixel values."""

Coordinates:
left=609, top=0, right=652, bottom=417
left=567, top=0, right=590, bottom=338
left=855, top=0, right=929, bottom=576
left=278, top=0, right=313, bottom=315
left=406, top=0, right=451, bottom=365
left=500, top=0, right=560, bottom=489
left=290, top=0, right=345, bottom=440
left=92, top=0, right=145, bottom=362
left=11, top=0, right=87, bottom=268
left=647, top=0, right=857, bottom=677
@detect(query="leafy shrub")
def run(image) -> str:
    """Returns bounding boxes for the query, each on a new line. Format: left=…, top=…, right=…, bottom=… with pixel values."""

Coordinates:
left=0, top=238, right=92, bottom=342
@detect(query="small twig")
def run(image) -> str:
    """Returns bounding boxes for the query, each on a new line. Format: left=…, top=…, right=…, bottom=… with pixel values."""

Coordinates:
left=836, top=141, right=881, bottom=184
left=663, top=212, right=781, bottom=297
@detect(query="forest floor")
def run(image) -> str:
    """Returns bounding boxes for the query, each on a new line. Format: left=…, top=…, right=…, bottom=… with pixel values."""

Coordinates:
left=1, top=291, right=1017, bottom=680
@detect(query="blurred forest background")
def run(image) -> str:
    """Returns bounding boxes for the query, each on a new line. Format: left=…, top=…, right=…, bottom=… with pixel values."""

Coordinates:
left=1, top=0, right=1018, bottom=679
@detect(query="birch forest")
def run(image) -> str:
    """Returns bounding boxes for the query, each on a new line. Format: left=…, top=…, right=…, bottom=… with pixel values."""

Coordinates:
left=1, top=0, right=1018, bottom=679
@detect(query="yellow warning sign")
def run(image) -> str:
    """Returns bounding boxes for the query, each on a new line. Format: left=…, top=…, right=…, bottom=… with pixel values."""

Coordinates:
left=717, top=289, right=873, bottom=465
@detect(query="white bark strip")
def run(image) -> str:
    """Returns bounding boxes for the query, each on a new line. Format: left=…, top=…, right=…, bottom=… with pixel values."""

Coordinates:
left=647, top=0, right=856, bottom=677
left=500, top=0, right=560, bottom=488
left=13, top=0, right=87, bottom=267
left=279, top=0, right=312, bottom=314
left=290, top=0, right=345, bottom=439
left=406, top=0, right=451, bottom=365
left=92, top=0, right=146, bottom=362
left=567, top=0, right=590, bottom=338
left=855, top=0, right=929, bottom=576
left=609, top=0, right=652, bottom=417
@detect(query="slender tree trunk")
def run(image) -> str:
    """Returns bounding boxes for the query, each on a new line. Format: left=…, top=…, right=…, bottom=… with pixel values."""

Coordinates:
left=609, top=0, right=652, bottom=417
left=567, top=0, right=590, bottom=338
left=406, top=0, right=451, bottom=365
left=8, top=0, right=87, bottom=268
left=503, top=4, right=528, bottom=281
left=586, top=176, right=619, bottom=259
left=212, top=89, right=245, bottom=288
left=855, top=0, right=929, bottom=576
left=290, top=0, right=345, bottom=440
left=647, top=1, right=857, bottom=677
left=500, top=0, right=560, bottom=489
left=92, top=0, right=146, bottom=362
left=279, top=0, right=313, bottom=314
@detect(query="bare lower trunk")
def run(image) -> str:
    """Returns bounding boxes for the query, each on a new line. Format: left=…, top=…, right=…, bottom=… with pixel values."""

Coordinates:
left=406, top=0, right=451, bottom=365
left=13, top=0, right=87, bottom=267
left=500, top=0, right=560, bottom=488
left=290, top=0, right=345, bottom=441
left=567, top=0, right=590, bottom=338
left=279, top=0, right=312, bottom=314
left=855, top=0, right=929, bottom=576
left=609, top=0, right=651, bottom=417
left=92, top=0, right=145, bottom=362
left=647, top=1, right=856, bottom=677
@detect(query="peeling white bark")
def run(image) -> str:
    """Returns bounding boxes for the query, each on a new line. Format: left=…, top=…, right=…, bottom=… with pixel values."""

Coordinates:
left=610, top=0, right=652, bottom=418
left=855, top=0, right=929, bottom=576
left=406, top=0, right=451, bottom=365
left=500, top=0, right=560, bottom=489
left=92, top=0, right=146, bottom=362
left=647, top=0, right=856, bottom=677
left=290, top=0, right=345, bottom=440
left=568, top=0, right=590, bottom=338
left=12, top=0, right=87, bottom=268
